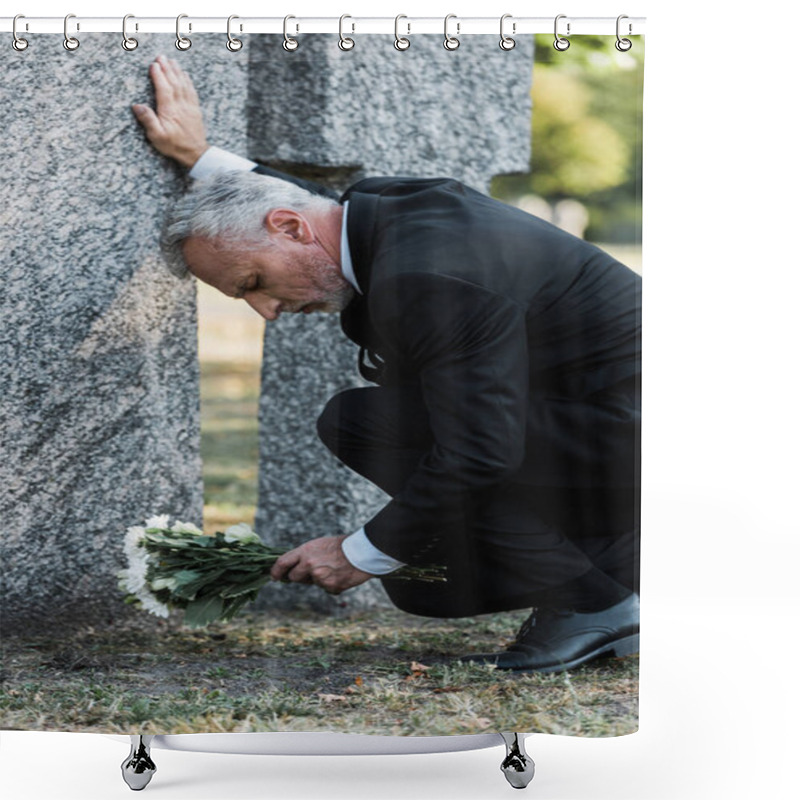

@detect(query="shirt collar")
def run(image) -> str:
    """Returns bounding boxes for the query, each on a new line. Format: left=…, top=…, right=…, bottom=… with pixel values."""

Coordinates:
left=340, top=201, right=362, bottom=295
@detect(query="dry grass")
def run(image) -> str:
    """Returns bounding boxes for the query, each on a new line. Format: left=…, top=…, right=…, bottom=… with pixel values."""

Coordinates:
left=0, top=609, right=637, bottom=736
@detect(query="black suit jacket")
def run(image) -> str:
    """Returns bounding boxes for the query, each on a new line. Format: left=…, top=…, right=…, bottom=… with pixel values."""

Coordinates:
left=254, top=168, right=641, bottom=566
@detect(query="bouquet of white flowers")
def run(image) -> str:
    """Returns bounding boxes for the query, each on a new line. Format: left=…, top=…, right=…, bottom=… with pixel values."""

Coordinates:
left=119, top=516, right=446, bottom=627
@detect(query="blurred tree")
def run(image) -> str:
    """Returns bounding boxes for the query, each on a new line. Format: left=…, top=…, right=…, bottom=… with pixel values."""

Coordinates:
left=493, top=34, right=644, bottom=243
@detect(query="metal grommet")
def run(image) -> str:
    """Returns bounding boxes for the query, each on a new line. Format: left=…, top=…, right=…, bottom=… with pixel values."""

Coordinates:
left=63, top=13, right=80, bottom=51
left=443, top=14, right=460, bottom=51
left=500, top=13, right=516, bottom=50
left=122, top=14, right=139, bottom=51
left=615, top=14, right=633, bottom=51
left=12, top=14, right=29, bottom=51
left=338, top=14, right=355, bottom=51
left=226, top=15, right=243, bottom=51
left=394, top=15, right=410, bottom=51
left=283, top=15, right=299, bottom=51
left=553, top=14, right=570, bottom=51
left=175, top=14, right=192, bottom=51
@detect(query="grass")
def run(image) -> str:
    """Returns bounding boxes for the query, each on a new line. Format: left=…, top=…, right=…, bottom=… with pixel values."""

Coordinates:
left=1, top=609, right=637, bottom=736
left=200, top=360, right=260, bottom=531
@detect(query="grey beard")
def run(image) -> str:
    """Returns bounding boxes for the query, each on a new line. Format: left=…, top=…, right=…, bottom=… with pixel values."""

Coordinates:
left=327, top=283, right=357, bottom=313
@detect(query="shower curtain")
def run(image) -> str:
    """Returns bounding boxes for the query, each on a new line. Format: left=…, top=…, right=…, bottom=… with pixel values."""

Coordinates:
left=1, top=17, right=643, bottom=751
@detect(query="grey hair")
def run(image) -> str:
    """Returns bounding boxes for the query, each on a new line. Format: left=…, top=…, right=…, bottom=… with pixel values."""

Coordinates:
left=161, top=170, right=339, bottom=278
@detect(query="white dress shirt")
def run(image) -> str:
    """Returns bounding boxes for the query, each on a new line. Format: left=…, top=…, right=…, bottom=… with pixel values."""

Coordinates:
left=189, top=147, right=405, bottom=575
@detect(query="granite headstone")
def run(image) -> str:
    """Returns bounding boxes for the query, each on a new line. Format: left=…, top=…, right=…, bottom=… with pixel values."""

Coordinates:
left=0, top=36, right=248, bottom=631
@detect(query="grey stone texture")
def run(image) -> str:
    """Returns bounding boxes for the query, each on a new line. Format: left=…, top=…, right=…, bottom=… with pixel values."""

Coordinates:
left=0, top=36, right=248, bottom=631
left=249, top=36, right=534, bottom=612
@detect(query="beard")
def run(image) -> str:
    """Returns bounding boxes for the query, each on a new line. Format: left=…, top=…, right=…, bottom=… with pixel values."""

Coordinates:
left=296, top=253, right=356, bottom=314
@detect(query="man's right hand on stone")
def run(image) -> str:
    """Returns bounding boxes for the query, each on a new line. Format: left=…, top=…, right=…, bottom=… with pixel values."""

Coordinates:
left=132, top=55, right=208, bottom=169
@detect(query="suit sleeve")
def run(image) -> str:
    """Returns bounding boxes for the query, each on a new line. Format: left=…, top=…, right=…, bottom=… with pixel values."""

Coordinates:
left=363, top=273, right=529, bottom=565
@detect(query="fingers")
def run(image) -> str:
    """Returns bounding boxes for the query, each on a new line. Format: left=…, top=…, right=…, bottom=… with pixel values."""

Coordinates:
left=149, top=60, right=175, bottom=109
left=153, top=55, right=197, bottom=104
left=270, top=547, right=335, bottom=590
left=131, top=104, right=163, bottom=137
left=271, top=549, right=302, bottom=582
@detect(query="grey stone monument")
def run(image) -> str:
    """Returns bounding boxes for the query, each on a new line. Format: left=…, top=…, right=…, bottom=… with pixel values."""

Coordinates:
left=249, top=35, right=534, bottom=612
left=0, top=36, right=248, bottom=631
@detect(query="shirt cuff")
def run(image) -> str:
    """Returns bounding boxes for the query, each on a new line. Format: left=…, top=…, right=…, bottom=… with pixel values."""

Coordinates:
left=341, top=528, right=406, bottom=575
left=189, top=146, right=257, bottom=180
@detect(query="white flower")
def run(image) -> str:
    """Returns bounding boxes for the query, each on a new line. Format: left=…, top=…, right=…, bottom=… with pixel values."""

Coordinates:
left=123, top=525, right=147, bottom=559
left=120, top=521, right=171, bottom=620
left=223, top=523, right=260, bottom=544
left=121, top=555, right=148, bottom=594
left=137, top=586, right=171, bottom=618
left=171, top=520, right=203, bottom=535
left=151, top=576, right=179, bottom=592
left=145, top=514, right=171, bottom=530
left=121, top=525, right=150, bottom=594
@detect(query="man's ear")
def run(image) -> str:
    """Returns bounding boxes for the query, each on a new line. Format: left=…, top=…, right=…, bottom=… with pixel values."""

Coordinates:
left=263, top=209, right=311, bottom=242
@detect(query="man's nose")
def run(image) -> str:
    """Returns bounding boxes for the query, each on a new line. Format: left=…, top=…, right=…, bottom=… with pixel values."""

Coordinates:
left=245, top=294, right=281, bottom=321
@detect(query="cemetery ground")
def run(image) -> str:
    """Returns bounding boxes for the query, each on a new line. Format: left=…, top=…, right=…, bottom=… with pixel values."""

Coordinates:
left=0, top=254, right=640, bottom=737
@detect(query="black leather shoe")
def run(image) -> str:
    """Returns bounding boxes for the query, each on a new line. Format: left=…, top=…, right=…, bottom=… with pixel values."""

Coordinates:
left=460, top=593, right=639, bottom=673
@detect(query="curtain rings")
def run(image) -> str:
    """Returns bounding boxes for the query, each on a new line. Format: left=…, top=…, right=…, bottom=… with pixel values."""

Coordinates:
left=12, top=14, right=29, bottom=51
left=227, top=15, right=243, bottom=51
left=615, top=15, right=633, bottom=51
left=394, top=15, right=410, bottom=51
left=443, top=14, right=460, bottom=51
left=499, top=14, right=516, bottom=50
left=338, top=14, right=355, bottom=51
left=553, top=14, right=570, bottom=51
left=63, top=13, right=80, bottom=51
left=122, top=14, right=138, bottom=51
left=283, top=15, right=299, bottom=51
left=175, top=14, right=192, bottom=50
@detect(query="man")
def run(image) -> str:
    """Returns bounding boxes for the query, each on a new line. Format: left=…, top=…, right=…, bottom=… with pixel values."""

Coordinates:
left=133, top=56, right=641, bottom=673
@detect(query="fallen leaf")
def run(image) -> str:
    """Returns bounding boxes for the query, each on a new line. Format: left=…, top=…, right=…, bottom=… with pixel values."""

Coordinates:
left=318, top=693, right=348, bottom=702
left=410, top=661, right=430, bottom=673
left=354, top=675, right=364, bottom=686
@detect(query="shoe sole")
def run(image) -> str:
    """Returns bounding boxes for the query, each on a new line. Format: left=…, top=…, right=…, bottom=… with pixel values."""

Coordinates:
left=470, top=632, right=639, bottom=675
left=524, top=632, right=640, bottom=674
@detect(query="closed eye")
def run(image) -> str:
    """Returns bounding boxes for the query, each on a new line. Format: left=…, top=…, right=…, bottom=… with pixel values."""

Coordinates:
left=234, top=277, right=258, bottom=299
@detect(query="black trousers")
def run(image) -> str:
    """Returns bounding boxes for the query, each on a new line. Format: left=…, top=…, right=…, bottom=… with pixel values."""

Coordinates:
left=318, top=385, right=638, bottom=618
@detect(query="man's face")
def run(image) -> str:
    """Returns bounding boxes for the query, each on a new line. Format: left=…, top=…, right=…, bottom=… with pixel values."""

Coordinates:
left=182, top=231, right=353, bottom=321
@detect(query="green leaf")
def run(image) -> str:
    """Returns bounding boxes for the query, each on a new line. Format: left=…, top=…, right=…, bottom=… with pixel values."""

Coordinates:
left=172, top=569, right=228, bottom=601
left=220, top=594, right=258, bottom=621
left=183, top=595, right=225, bottom=628
left=219, top=576, right=269, bottom=598
left=170, top=569, right=206, bottom=587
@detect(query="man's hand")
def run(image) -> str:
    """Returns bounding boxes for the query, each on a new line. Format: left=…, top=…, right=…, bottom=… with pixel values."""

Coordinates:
left=132, top=55, right=208, bottom=169
left=270, top=536, right=373, bottom=595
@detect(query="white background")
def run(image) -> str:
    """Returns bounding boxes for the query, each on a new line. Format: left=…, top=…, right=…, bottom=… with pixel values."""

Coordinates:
left=3, top=1, right=799, bottom=798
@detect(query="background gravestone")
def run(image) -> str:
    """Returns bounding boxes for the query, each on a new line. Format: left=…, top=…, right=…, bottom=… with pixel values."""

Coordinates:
left=248, top=35, right=534, bottom=612
left=0, top=37, right=248, bottom=632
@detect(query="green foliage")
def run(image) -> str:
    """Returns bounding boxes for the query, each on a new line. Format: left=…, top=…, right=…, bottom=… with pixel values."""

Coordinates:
left=529, top=69, right=628, bottom=196
left=493, top=34, right=644, bottom=242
